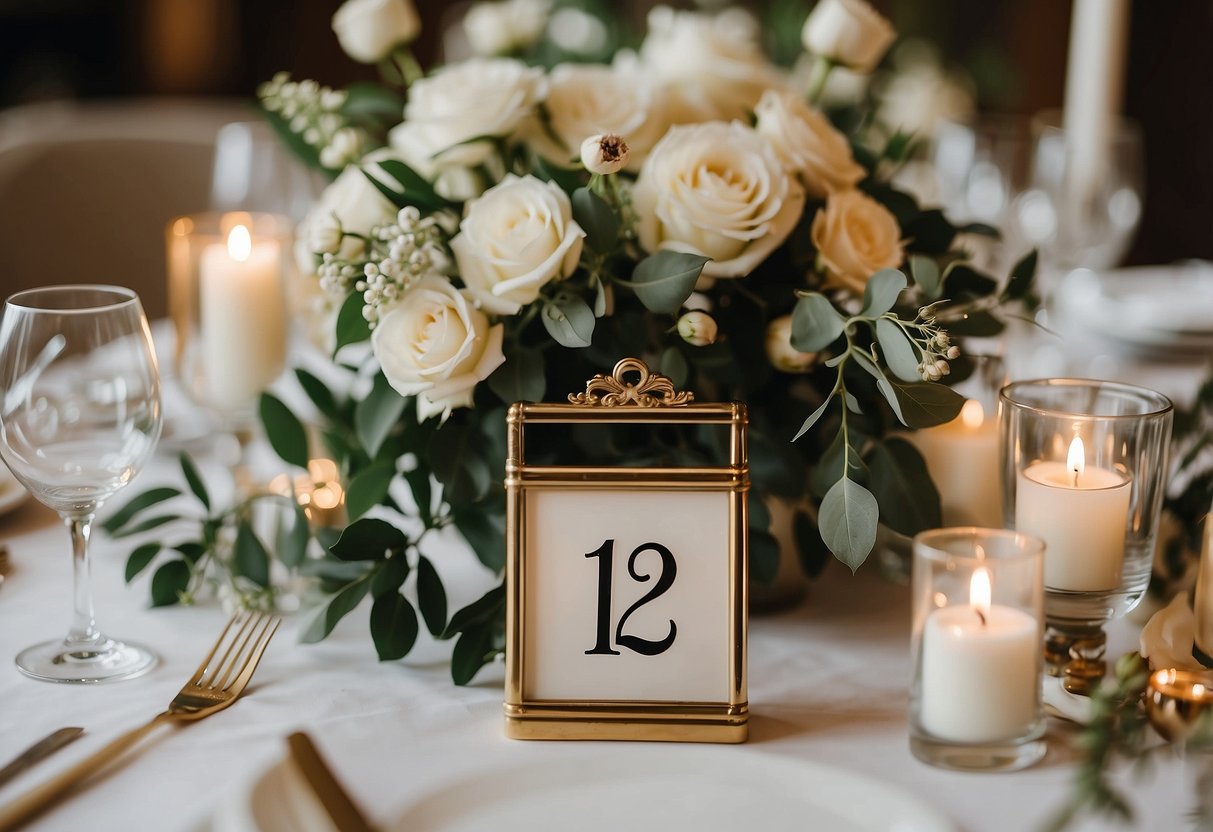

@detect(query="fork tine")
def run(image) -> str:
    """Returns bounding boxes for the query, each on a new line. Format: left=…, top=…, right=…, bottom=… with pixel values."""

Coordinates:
left=223, top=616, right=281, bottom=694
left=209, top=613, right=268, bottom=691
left=196, top=612, right=257, bottom=689
left=187, top=611, right=244, bottom=685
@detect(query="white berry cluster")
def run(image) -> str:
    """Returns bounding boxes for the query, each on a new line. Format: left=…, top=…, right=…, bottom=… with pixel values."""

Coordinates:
left=318, top=206, right=448, bottom=327
left=257, top=72, right=366, bottom=170
left=910, top=310, right=960, bottom=381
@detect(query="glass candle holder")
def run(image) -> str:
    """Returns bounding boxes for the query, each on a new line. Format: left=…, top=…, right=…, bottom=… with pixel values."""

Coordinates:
left=167, top=211, right=292, bottom=428
left=910, top=527, right=1046, bottom=771
left=1000, top=379, right=1173, bottom=694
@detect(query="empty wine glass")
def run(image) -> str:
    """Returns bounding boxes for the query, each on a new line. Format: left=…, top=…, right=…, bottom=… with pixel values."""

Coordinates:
left=0, top=285, right=162, bottom=683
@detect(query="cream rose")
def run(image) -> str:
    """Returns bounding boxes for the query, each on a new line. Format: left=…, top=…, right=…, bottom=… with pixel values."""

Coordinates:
left=463, top=0, right=551, bottom=57
left=296, top=162, right=397, bottom=271
left=638, top=6, right=788, bottom=123
left=677, top=311, right=717, bottom=347
left=811, top=190, right=904, bottom=295
left=801, top=0, right=896, bottom=74
left=754, top=89, right=866, bottom=198
left=388, top=59, right=546, bottom=195
left=527, top=62, right=664, bottom=170
left=372, top=277, right=506, bottom=419
left=632, top=121, right=806, bottom=279
left=765, top=315, right=818, bottom=373
left=332, top=0, right=421, bottom=64
left=451, top=174, right=586, bottom=315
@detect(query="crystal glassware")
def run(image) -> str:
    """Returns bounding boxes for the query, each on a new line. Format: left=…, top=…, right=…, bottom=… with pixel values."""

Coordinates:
left=0, top=285, right=162, bottom=682
left=910, top=527, right=1046, bottom=771
left=1000, top=378, right=1172, bottom=694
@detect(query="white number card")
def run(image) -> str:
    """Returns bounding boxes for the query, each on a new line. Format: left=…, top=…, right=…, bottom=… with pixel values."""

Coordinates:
left=504, top=358, right=748, bottom=743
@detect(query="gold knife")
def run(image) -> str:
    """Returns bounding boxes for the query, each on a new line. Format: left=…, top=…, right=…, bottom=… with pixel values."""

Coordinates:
left=285, top=732, right=376, bottom=832
left=0, top=729, right=84, bottom=789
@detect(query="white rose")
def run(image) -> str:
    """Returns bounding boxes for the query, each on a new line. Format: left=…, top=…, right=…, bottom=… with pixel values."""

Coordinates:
left=801, top=0, right=896, bottom=74
left=527, top=62, right=664, bottom=170
left=579, top=134, right=629, bottom=175
left=639, top=6, right=788, bottom=123
left=372, top=277, right=506, bottom=419
left=677, top=311, right=717, bottom=347
left=811, top=189, right=904, bottom=295
left=332, top=0, right=421, bottom=64
left=388, top=59, right=546, bottom=197
left=754, top=89, right=866, bottom=198
left=451, top=174, right=586, bottom=315
left=464, top=0, right=551, bottom=56
left=296, top=162, right=397, bottom=270
left=632, top=121, right=806, bottom=279
left=765, top=315, right=818, bottom=373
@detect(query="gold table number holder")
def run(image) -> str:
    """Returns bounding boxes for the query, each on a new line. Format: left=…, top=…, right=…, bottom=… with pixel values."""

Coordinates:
left=504, top=358, right=749, bottom=743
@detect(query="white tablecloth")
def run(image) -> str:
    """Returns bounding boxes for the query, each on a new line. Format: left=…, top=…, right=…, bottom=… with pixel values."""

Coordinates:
left=0, top=457, right=1198, bottom=832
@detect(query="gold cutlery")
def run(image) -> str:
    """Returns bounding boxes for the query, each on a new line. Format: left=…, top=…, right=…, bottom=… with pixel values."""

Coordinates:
left=286, top=732, right=377, bottom=832
left=0, top=729, right=84, bottom=789
left=0, top=611, right=280, bottom=831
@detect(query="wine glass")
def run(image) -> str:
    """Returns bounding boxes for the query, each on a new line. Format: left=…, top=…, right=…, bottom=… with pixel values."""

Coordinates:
left=0, top=285, right=162, bottom=683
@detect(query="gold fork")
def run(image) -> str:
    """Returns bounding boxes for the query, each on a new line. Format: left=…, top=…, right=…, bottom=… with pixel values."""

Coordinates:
left=0, top=611, right=281, bottom=831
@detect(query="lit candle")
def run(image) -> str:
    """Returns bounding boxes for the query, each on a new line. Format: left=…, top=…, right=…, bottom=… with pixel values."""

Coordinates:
left=920, top=564, right=1040, bottom=742
left=908, top=399, right=1002, bottom=528
left=269, top=458, right=347, bottom=529
left=199, top=222, right=286, bottom=413
left=1016, top=435, right=1131, bottom=592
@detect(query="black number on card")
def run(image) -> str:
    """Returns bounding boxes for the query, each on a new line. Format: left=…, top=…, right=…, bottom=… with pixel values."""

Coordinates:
left=584, top=540, right=677, bottom=656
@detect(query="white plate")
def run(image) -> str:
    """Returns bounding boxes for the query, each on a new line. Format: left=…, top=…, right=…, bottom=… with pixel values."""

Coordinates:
left=391, top=747, right=955, bottom=832
left=0, top=466, right=30, bottom=517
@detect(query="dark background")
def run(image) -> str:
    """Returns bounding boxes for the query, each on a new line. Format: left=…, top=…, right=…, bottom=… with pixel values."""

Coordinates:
left=1, top=0, right=1210, bottom=267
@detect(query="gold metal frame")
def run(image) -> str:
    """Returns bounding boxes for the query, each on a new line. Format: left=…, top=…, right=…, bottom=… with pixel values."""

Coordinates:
left=504, top=358, right=749, bottom=743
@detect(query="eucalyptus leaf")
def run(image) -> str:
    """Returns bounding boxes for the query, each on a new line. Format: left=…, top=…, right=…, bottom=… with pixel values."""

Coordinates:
left=861, top=269, right=908, bottom=316
left=877, top=376, right=908, bottom=426
left=792, top=397, right=833, bottom=441
left=910, top=255, right=943, bottom=300
left=791, top=293, right=845, bottom=352
left=887, top=378, right=966, bottom=429
left=371, top=554, right=410, bottom=598
left=295, top=368, right=341, bottom=420
left=330, top=517, right=406, bottom=561
left=334, top=291, right=372, bottom=355
left=818, top=478, right=879, bottom=572
left=102, top=487, right=181, bottom=534
left=850, top=348, right=885, bottom=383
left=355, top=373, right=406, bottom=458
left=260, top=393, right=310, bottom=469
left=541, top=292, right=595, bottom=348
left=451, top=625, right=495, bottom=685
left=749, top=529, right=780, bottom=585
left=179, top=454, right=209, bottom=511
left=150, top=560, right=190, bottom=607
left=572, top=187, right=619, bottom=254
left=487, top=347, right=546, bottom=404
left=875, top=318, right=922, bottom=383
left=370, top=592, right=419, bottom=660
left=629, top=251, right=710, bottom=314
left=416, top=555, right=448, bottom=636
left=234, top=521, right=271, bottom=587
left=865, top=438, right=942, bottom=536
left=346, top=463, right=396, bottom=520
left=300, top=578, right=371, bottom=643
left=125, top=543, right=160, bottom=584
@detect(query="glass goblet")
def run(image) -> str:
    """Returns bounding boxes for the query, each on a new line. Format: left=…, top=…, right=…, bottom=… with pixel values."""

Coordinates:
left=0, top=285, right=162, bottom=683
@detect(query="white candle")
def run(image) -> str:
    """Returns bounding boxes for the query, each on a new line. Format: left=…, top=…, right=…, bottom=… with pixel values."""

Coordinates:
left=199, top=223, right=287, bottom=413
left=909, top=399, right=1002, bottom=528
left=920, top=566, right=1039, bottom=742
left=1015, top=436, right=1131, bottom=592
left=1062, top=0, right=1130, bottom=197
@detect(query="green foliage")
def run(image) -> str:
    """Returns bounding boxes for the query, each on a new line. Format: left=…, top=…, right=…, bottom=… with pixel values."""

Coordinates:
left=260, top=393, right=310, bottom=469
left=572, top=187, right=620, bottom=254
left=542, top=291, right=596, bottom=348
left=791, top=293, right=845, bottom=352
left=627, top=251, right=710, bottom=314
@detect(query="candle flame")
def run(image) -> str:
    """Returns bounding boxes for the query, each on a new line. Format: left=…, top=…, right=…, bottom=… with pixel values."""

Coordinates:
left=1067, top=435, right=1085, bottom=486
left=971, top=566, right=992, bottom=624
left=960, top=399, right=984, bottom=429
left=227, top=225, right=252, bottom=262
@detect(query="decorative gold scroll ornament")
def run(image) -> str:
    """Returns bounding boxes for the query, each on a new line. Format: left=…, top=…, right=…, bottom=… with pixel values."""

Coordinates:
left=569, top=358, right=694, bottom=408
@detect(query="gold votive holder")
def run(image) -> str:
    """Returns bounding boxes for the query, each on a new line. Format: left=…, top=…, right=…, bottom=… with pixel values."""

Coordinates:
left=1147, top=668, right=1213, bottom=744
left=269, top=459, right=347, bottom=530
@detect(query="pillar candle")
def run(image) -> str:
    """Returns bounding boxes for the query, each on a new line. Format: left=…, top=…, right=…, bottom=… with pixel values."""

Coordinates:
left=909, top=399, right=1002, bottom=528
left=198, top=224, right=287, bottom=414
left=920, top=567, right=1039, bottom=742
left=1062, top=0, right=1130, bottom=198
left=1015, top=436, right=1131, bottom=592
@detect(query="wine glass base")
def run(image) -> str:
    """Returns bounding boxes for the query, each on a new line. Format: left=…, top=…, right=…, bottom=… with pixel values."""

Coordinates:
left=15, top=636, right=157, bottom=684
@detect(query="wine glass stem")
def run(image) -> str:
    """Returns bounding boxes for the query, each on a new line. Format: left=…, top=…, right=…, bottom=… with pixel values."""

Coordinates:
left=65, top=515, right=101, bottom=647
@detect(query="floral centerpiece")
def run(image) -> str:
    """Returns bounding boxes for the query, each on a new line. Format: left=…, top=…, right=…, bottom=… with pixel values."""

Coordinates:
left=113, top=0, right=1036, bottom=685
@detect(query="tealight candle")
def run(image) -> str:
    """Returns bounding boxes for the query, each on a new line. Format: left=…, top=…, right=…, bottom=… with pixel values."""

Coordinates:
left=909, top=398, right=1002, bottom=528
left=920, top=565, right=1039, bottom=742
left=1015, top=435, right=1131, bottom=591
left=198, top=223, right=286, bottom=414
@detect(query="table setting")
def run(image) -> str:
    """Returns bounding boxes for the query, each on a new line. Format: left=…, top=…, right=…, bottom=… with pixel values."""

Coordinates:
left=2, top=0, right=1212, bottom=830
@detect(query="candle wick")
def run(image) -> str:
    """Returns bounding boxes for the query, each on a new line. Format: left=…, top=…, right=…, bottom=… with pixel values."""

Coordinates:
left=1071, top=469, right=1079, bottom=488
left=975, top=609, right=987, bottom=627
